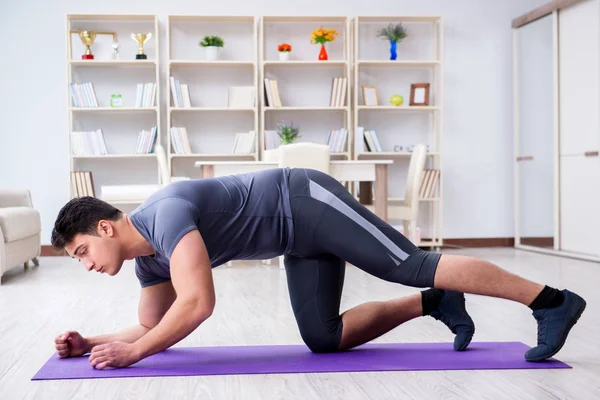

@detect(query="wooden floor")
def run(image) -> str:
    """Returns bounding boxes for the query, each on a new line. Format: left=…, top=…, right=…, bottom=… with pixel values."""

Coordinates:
left=0, top=247, right=599, bottom=399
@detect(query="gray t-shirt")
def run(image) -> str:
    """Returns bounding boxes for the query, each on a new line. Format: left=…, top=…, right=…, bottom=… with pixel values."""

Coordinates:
left=129, top=168, right=294, bottom=287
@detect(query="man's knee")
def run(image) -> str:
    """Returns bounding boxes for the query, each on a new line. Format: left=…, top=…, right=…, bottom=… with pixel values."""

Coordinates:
left=298, top=318, right=343, bottom=353
left=384, top=249, right=441, bottom=288
left=302, top=331, right=341, bottom=353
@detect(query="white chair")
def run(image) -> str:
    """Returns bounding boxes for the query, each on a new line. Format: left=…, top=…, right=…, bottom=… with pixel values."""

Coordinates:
left=0, top=189, right=41, bottom=283
left=277, top=142, right=330, bottom=174
left=391, top=143, right=428, bottom=244
left=362, top=144, right=427, bottom=244
left=100, top=144, right=171, bottom=203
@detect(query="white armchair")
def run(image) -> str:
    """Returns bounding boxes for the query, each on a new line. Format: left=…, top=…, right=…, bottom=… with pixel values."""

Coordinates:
left=0, top=189, right=41, bottom=282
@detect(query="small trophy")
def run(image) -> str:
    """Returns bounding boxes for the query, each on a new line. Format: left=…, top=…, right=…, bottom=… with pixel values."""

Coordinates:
left=131, top=33, right=152, bottom=60
left=79, top=30, right=97, bottom=60
left=111, top=41, right=120, bottom=60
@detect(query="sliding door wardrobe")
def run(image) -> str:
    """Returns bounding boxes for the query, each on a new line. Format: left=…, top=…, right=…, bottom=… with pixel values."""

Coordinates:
left=513, top=0, right=600, bottom=262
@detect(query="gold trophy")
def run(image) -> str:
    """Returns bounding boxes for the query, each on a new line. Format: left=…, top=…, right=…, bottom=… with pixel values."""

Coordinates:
left=131, top=33, right=152, bottom=60
left=79, top=31, right=97, bottom=60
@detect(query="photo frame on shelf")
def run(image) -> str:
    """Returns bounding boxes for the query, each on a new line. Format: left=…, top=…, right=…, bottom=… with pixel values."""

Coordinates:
left=362, top=85, right=378, bottom=106
left=410, top=83, right=430, bottom=106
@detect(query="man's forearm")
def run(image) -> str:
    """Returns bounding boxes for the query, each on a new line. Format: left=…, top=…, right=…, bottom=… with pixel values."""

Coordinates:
left=85, top=324, right=150, bottom=353
left=133, top=299, right=209, bottom=359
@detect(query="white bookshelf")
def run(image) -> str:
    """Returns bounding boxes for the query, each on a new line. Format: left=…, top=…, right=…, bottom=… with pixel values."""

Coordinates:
left=166, top=15, right=259, bottom=179
left=63, top=13, right=444, bottom=243
left=259, top=16, right=352, bottom=160
left=66, top=14, right=161, bottom=207
left=352, top=16, right=444, bottom=247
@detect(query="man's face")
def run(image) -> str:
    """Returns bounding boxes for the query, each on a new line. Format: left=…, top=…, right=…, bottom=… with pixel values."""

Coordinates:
left=66, top=221, right=124, bottom=276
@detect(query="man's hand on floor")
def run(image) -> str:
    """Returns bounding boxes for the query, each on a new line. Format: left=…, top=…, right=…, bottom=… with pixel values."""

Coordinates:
left=55, top=331, right=89, bottom=358
left=88, top=341, right=141, bottom=369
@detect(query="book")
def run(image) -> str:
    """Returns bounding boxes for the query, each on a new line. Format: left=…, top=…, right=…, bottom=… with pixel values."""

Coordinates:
left=70, top=171, right=95, bottom=197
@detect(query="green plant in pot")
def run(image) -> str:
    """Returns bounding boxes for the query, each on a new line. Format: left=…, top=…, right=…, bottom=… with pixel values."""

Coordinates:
left=277, top=120, right=300, bottom=145
left=199, top=35, right=224, bottom=61
left=376, top=23, right=407, bottom=60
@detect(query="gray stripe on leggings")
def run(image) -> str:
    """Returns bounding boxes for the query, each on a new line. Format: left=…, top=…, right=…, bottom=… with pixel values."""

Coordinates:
left=309, top=179, right=409, bottom=261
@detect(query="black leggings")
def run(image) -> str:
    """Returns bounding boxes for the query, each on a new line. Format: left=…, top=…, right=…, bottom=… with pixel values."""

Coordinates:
left=284, top=168, right=441, bottom=353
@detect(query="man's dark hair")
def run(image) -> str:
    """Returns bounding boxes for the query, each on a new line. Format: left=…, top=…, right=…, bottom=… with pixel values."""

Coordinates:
left=51, top=196, right=123, bottom=251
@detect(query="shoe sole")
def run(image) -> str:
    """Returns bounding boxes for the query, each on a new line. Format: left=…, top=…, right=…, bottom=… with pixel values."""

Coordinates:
left=526, top=298, right=587, bottom=362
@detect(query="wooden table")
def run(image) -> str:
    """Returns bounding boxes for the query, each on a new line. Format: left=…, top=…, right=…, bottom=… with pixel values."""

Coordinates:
left=194, top=160, right=393, bottom=221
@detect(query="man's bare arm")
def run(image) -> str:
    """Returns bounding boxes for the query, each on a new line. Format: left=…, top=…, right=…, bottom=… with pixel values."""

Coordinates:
left=133, top=229, right=215, bottom=360
left=83, top=281, right=177, bottom=352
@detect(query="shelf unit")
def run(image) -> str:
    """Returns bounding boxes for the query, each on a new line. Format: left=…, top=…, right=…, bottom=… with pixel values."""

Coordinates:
left=259, top=16, right=352, bottom=160
left=352, top=16, right=444, bottom=247
left=63, top=14, right=445, bottom=246
left=166, top=15, right=259, bottom=178
left=66, top=14, right=161, bottom=207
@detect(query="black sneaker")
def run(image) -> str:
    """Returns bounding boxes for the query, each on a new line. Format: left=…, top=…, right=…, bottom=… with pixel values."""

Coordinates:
left=429, top=290, right=475, bottom=351
left=525, top=289, right=586, bottom=362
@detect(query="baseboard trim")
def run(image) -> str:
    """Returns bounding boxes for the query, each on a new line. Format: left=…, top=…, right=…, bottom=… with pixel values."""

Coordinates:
left=440, top=238, right=515, bottom=248
left=41, top=246, right=66, bottom=257
left=41, top=238, right=516, bottom=257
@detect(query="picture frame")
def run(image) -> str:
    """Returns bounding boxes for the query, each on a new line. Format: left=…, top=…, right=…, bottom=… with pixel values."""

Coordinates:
left=362, top=85, right=378, bottom=106
left=410, top=83, right=430, bottom=106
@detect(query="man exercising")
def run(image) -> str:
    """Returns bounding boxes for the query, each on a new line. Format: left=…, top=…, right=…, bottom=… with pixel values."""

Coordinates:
left=52, top=168, right=586, bottom=370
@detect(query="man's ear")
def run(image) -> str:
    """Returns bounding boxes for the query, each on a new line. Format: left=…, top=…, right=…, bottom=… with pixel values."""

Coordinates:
left=97, top=220, right=114, bottom=237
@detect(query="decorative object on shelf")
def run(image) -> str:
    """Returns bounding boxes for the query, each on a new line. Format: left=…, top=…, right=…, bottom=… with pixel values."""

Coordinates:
left=70, top=30, right=117, bottom=60
left=311, top=26, right=338, bottom=60
left=376, top=23, right=408, bottom=60
left=111, top=41, right=120, bottom=60
left=277, top=121, right=300, bottom=145
left=393, top=144, right=431, bottom=152
left=78, top=30, right=97, bottom=60
left=228, top=86, right=256, bottom=108
left=110, top=94, right=123, bottom=108
left=131, top=33, right=152, bottom=60
left=199, top=35, right=224, bottom=61
left=278, top=43, right=292, bottom=61
left=362, top=85, right=379, bottom=106
left=389, top=94, right=404, bottom=106
left=410, top=83, right=430, bottom=106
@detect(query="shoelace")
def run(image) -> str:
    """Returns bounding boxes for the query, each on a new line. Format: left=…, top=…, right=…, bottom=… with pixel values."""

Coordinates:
left=535, top=312, right=548, bottom=343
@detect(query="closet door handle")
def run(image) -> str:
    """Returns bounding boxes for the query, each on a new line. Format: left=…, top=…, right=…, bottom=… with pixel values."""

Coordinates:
left=517, top=156, right=534, bottom=161
left=584, top=151, right=599, bottom=157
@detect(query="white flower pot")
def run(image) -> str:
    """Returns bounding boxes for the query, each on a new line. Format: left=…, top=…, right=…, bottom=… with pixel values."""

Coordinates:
left=278, top=52, right=290, bottom=61
left=205, top=46, right=220, bottom=61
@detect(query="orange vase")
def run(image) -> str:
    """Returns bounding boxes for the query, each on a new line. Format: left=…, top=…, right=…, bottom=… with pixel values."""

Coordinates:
left=318, top=44, right=328, bottom=60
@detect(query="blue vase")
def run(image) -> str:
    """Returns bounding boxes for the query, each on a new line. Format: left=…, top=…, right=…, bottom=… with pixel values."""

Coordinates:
left=390, top=40, right=397, bottom=60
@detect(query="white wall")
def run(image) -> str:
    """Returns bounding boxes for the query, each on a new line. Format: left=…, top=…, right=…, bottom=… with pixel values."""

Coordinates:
left=0, top=0, right=547, bottom=245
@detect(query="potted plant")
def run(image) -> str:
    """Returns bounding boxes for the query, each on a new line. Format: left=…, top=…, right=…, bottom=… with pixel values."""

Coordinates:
left=311, top=26, right=338, bottom=60
left=264, top=121, right=301, bottom=161
left=199, top=35, right=224, bottom=61
left=376, top=23, right=408, bottom=60
left=277, top=120, right=300, bottom=144
left=278, top=43, right=292, bottom=61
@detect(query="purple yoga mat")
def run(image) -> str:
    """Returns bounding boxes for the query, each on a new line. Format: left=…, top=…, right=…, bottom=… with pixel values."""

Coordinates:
left=31, top=341, right=570, bottom=380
